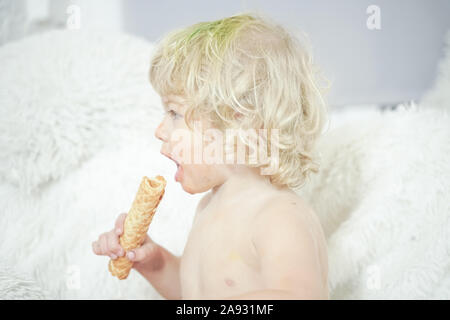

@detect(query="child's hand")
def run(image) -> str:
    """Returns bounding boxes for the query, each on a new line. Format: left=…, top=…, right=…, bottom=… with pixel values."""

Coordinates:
left=92, top=213, right=161, bottom=267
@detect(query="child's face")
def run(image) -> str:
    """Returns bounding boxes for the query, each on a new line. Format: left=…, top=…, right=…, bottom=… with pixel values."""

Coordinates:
left=155, top=95, right=231, bottom=194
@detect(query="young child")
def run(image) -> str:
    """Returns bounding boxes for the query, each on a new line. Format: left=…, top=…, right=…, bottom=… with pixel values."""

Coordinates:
left=92, top=12, right=329, bottom=300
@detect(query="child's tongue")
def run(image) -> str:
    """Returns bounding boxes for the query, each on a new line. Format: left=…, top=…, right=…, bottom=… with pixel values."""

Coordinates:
left=175, top=164, right=183, bottom=182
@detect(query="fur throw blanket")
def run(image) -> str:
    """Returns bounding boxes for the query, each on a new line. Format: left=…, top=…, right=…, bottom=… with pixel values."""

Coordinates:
left=0, top=30, right=449, bottom=299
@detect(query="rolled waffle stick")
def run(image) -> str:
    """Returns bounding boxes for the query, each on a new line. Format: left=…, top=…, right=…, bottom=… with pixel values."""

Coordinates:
left=108, top=175, right=167, bottom=279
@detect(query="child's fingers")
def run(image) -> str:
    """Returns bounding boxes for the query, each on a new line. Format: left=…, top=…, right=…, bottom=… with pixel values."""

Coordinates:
left=114, top=212, right=127, bottom=235
left=92, top=240, right=101, bottom=255
left=106, top=230, right=124, bottom=257
left=99, top=233, right=109, bottom=256
left=126, top=242, right=158, bottom=262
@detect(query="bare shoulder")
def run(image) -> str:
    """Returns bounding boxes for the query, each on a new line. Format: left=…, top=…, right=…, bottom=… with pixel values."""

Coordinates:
left=250, top=188, right=323, bottom=249
left=250, top=188, right=329, bottom=298
left=254, top=188, right=316, bottom=224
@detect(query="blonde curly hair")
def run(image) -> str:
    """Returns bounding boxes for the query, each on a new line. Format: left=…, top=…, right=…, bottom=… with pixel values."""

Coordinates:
left=149, top=12, right=330, bottom=189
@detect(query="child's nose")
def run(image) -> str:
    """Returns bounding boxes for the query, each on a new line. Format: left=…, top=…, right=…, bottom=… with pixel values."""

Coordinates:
left=155, top=120, right=168, bottom=142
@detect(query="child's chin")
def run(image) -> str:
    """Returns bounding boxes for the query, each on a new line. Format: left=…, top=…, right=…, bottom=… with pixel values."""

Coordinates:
left=181, top=183, right=197, bottom=195
left=180, top=180, right=209, bottom=195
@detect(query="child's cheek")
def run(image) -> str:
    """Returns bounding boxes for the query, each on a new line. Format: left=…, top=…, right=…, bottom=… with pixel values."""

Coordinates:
left=170, top=131, right=192, bottom=165
left=203, top=131, right=226, bottom=166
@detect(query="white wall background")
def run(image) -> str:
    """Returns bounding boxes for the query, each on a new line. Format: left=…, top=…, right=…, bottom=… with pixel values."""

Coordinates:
left=1, top=0, right=449, bottom=107
left=0, top=0, right=124, bottom=44
left=121, top=0, right=450, bottom=107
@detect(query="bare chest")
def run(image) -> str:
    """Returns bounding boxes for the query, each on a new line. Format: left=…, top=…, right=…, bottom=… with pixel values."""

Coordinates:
left=179, top=206, right=264, bottom=299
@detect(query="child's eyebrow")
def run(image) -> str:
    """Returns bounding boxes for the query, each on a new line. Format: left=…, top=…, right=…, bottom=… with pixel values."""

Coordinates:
left=162, top=97, right=185, bottom=112
left=161, top=99, right=175, bottom=111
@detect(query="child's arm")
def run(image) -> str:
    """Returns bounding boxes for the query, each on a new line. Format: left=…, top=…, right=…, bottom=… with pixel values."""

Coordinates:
left=128, top=236, right=182, bottom=300
left=92, top=213, right=182, bottom=300
left=223, top=202, right=328, bottom=300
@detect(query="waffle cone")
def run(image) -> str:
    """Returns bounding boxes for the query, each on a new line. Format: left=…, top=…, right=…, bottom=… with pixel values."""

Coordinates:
left=108, top=175, right=167, bottom=280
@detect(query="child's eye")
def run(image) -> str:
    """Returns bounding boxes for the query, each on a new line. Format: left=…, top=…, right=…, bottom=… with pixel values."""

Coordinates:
left=167, top=110, right=180, bottom=119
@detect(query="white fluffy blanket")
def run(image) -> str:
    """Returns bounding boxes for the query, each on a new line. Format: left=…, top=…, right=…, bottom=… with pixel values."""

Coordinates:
left=298, top=105, right=450, bottom=299
left=0, top=30, right=449, bottom=299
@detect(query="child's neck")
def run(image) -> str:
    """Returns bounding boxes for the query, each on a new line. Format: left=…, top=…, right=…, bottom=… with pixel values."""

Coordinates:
left=211, top=166, right=273, bottom=200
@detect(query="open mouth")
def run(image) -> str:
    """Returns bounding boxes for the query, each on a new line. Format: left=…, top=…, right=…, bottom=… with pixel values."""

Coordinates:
left=161, top=151, right=183, bottom=182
